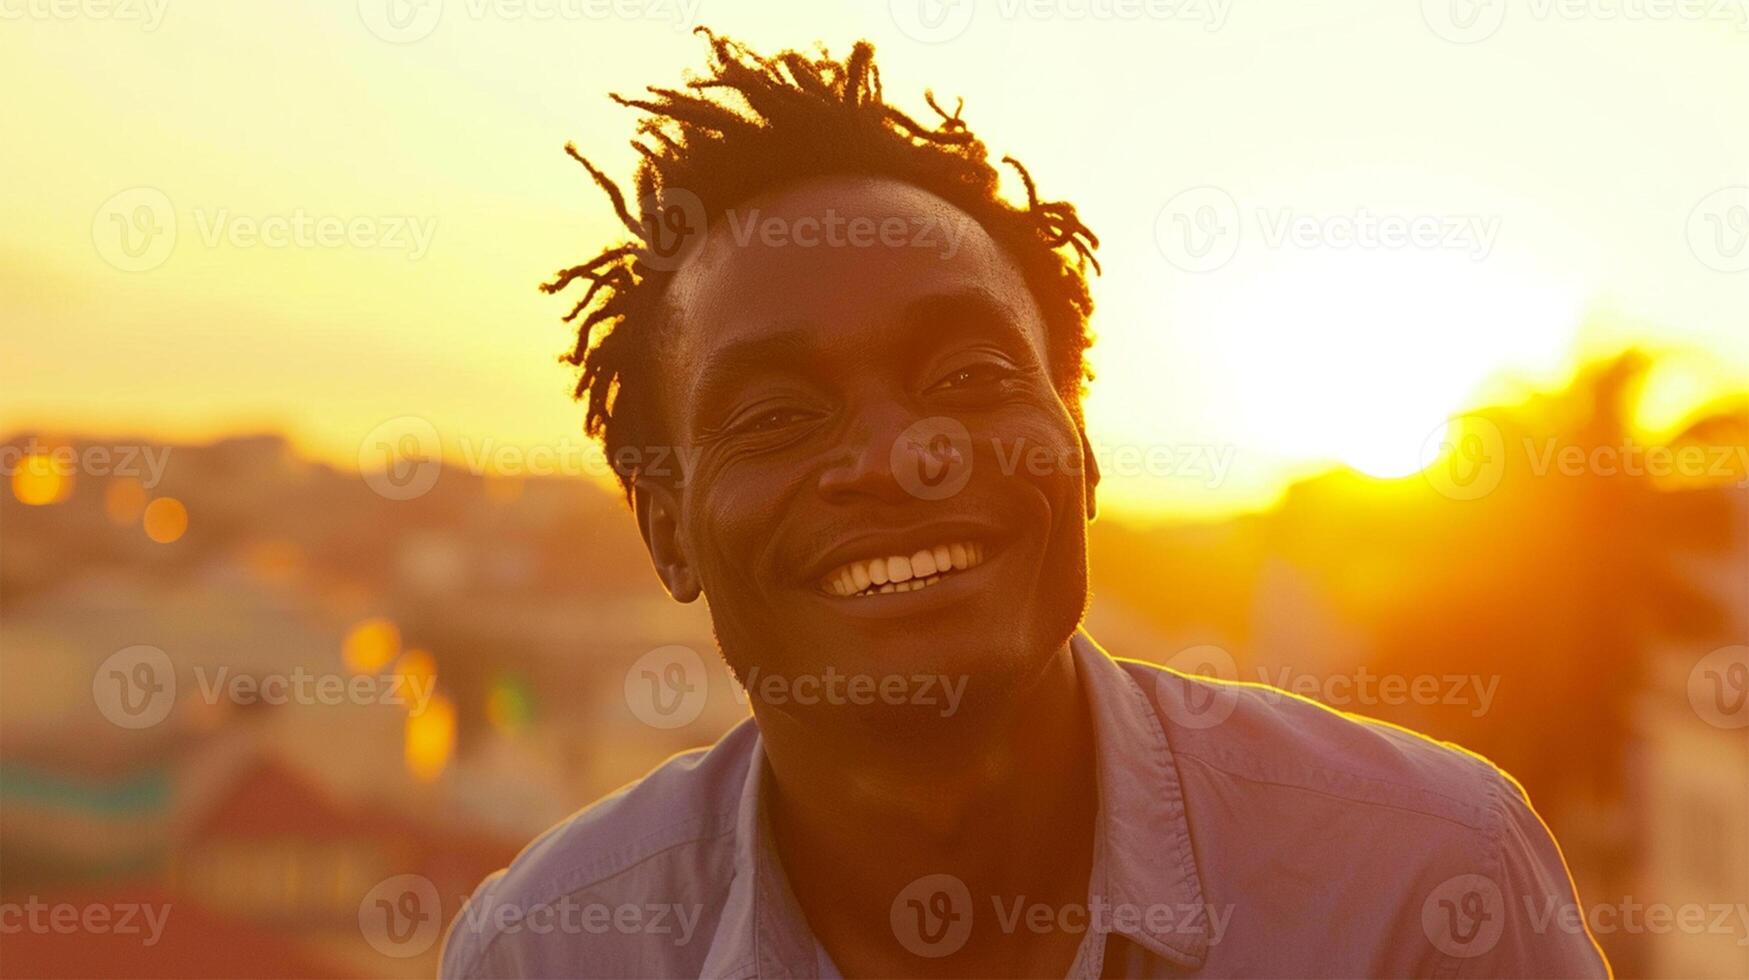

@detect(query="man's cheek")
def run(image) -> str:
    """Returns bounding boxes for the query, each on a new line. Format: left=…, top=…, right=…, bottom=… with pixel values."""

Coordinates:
left=977, top=415, right=1087, bottom=491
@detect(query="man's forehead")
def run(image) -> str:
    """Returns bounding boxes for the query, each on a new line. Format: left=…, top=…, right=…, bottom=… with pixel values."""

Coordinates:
left=661, top=175, right=1045, bottom=384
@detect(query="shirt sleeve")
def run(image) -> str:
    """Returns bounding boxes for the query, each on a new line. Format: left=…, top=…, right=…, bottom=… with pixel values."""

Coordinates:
left=1452, top=772, right=1612, bottom=979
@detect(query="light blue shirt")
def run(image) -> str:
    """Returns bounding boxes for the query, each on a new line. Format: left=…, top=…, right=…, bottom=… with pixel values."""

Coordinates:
left=442, top=632, right=1608, bottom=978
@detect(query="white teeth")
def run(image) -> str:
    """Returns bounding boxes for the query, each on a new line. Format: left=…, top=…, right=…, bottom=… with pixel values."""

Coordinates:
left=911, top=549, right=937, bottom=577
left=819, top=540, right=989, bottom=597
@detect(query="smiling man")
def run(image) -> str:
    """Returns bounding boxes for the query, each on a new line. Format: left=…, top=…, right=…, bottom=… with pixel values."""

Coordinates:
left=441, top=30, right=1609, bottom=979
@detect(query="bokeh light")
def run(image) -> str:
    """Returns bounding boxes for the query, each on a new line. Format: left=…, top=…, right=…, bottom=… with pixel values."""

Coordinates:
left=405, top=693, right=456, bottom=783
left=341, top=617, right=401, bottom=674
left=141, top=496, right=188, bottom=543
left=11, top=451, right=72, bottom=506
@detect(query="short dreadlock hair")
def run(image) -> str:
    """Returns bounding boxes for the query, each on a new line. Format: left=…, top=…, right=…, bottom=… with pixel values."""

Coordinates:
left=544, top=27, right=1100, bottom=500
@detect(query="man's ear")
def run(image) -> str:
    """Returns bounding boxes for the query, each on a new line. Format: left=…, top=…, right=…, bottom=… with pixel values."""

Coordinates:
left=633, top=477, right=701, bottom=602
left=1077, top=424, right=1100, bottom=522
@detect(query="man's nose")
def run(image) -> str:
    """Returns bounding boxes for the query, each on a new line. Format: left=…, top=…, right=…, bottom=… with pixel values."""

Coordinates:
left=816, top=404, right=926, bottom=504
left=817, top=407, right=973, bottom=504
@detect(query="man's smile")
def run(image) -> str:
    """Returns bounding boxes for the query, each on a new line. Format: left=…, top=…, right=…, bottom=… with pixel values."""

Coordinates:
left=816, top=539, right=989, bottom=597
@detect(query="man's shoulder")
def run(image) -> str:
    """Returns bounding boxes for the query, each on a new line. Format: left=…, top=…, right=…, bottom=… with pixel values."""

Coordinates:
left=1116, top=655, right=1607, bottom=975
left=439, top=719, right=757, bottom=978
left=1121, top=656, right=1513, bottom=832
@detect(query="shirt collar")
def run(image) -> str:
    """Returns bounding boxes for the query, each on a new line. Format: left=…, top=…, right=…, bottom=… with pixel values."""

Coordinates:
left=699, top=629, right=1210, bottom=977
left=1072, top=629, right=1210, bottom=968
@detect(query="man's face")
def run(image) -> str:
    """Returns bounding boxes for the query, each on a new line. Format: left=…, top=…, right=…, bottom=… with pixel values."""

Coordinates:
left=648, top=176, right=1096, bottom=719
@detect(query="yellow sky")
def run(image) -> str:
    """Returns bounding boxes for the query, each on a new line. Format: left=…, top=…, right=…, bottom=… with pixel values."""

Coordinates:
left=4, top=0, right=1747, bottom=519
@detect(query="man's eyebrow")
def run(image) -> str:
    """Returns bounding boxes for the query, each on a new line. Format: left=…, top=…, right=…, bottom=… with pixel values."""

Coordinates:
left=898, top=289, right=1036, bottom=354
left=691, top=326, right=817, bottom=419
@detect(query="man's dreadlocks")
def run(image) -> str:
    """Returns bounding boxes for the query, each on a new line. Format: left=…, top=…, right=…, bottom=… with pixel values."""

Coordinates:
left=544, top=27, right=1100, bottom=499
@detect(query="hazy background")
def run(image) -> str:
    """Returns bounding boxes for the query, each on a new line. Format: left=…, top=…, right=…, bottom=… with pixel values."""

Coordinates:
left=3, top=1, right=1747, bottom=976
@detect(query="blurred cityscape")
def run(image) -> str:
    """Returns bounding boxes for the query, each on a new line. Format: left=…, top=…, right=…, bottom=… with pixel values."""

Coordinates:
left=2, top=351, right=1745, bottom=978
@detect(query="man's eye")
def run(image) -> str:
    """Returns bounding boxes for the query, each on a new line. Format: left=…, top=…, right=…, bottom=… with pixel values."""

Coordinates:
left=734, top=407, right=812, bottom=434
left=933, top=362, right=1011, bottom=390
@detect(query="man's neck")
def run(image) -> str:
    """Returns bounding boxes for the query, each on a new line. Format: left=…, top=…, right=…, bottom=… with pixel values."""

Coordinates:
left=756, top=640, right=1098, bottom=977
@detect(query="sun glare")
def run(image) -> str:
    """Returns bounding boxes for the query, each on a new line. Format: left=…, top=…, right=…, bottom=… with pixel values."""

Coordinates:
left=1190, top=249, right=1583, bottom=482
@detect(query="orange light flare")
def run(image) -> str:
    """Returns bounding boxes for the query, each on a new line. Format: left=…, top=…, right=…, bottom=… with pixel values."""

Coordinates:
left=142, top=496, right=188, bottom=543
left=341, top=617, right=401, bottom=674
left=11, top=450, right=74, bottom=505
left=405, top=692, right=456, bottom=783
